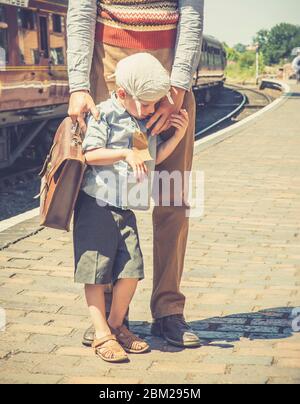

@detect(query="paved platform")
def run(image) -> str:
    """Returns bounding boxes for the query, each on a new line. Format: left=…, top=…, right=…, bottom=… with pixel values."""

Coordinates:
left=0, top=82, right=299, bottom=384
left=0, top=215, right=41, bottom=251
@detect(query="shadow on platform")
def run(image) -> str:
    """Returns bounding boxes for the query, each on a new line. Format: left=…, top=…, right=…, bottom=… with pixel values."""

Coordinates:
left=130, top=307, right=299, bottom=352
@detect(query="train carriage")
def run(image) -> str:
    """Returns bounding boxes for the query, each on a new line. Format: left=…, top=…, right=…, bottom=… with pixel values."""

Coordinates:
left=0, top=0, right=68, bottom=170
left=0, top=0, right=226, bottom=171
left=0, top=1, right=68, bottom=109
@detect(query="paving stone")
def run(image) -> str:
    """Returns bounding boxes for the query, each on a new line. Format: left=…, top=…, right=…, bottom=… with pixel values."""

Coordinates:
left=274, top=358, right=300, bottom=368
left=267, top=377, right=300, bottom=384
left=201, top=353, right=273, bottom=366
left=30, top=355, right=81, bottom=376
left=0, top=371, right=62, bottom=384
left=228, top=364, right=300, bottom=379
left=216, top=325, right=281, bottom=334
left=61, top=376, right=141, bottom=385
left=149, top=361, right=226, bottom=375
left=8, top=324, right=74, bottom=337
left=188, top=373, right=268, bottom=384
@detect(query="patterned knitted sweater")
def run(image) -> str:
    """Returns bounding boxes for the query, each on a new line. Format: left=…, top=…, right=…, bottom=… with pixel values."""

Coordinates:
left=96, top=0, right=179, bottom=50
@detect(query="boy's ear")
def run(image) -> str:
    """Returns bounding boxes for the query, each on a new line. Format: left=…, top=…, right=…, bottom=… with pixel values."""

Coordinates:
left=116, top=87, right=127, bottom=99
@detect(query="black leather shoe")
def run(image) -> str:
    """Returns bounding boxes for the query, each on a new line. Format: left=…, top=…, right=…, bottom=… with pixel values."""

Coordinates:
left=151, top=314, right=201, bottom=348
left=82, top=314, right=130, bottom=347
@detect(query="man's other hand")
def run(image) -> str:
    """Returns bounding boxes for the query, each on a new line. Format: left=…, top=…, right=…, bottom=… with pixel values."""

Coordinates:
left=146, top=86, right=186, bottom=136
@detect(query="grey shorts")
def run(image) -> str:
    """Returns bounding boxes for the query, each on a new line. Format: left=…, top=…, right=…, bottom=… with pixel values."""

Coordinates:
left=73, top=191, right=144, bottom=285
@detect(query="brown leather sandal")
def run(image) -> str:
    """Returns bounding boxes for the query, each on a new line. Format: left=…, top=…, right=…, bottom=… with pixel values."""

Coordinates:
left=92, top=334, right=129, bottom=363
left=110, top=325, right=150, bottom=354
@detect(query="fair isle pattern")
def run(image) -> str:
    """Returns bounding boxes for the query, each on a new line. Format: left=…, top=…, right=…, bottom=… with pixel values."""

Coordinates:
left=95, top=0, right=179, bottom=50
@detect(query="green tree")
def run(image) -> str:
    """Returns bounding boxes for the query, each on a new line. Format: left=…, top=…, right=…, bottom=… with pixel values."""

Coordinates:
left=254, top=23, right=300, bottom=64
left=223, top=42, right=239, bottom=62
left=253, top=29, right=269, bottom=55
left=234, top=43, right=247, bottom=53
left=239, top=51, right=255, bottom=69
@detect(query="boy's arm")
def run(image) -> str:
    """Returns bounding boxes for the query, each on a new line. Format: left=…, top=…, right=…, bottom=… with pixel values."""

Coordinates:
left=85, top=148, right=148, bottom=182
left=156, top=134, right=183, bottom=166
left=82, top=112, right=128, bottom=166
left=84, top=148, right=128, bottom=166
left=156, top=110, right=189, bottom=165
left=83, top=112, right=148, bottom=180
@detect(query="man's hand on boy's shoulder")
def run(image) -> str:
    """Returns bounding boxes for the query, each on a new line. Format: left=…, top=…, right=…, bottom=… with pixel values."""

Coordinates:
left=146, top=86, right=186, bottom=137
left=68, top=90, right=100, bottom=133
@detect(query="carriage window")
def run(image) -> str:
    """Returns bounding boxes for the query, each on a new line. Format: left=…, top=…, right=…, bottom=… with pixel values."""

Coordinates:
left=52, top=14, right=62, bottom=33
left=200, top=51, right=206, bottom=67
left=39, top=16, right=49, bottom=58
left=208, top=46, right=213, bottom=66
left=19, top=9, right=36, bottom=30
left=0, top=5, right=8, bottom=66
left=49, top=14, right=66, bottom=65
left=50, top=47, right=65, bottom=65
left=17, top=8, right=39, bottom=64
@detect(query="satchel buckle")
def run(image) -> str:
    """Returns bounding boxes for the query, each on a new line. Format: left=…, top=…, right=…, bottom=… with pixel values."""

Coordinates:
left=72, top=137, right=82, bottom=147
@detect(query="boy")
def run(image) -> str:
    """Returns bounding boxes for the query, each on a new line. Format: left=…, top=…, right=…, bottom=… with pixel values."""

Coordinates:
left=73, top=53, right=189, bottom=363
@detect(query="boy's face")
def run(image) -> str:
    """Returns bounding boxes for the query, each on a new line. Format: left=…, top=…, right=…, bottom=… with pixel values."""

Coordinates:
left=116, top=87, right=159, bottom=120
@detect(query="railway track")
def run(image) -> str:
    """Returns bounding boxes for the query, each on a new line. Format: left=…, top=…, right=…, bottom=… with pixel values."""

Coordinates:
left=0, top=166, right=41, bottom=194
left=227, top=84, right=274, bottom=113
left=195, top=83, right=277, bottom=139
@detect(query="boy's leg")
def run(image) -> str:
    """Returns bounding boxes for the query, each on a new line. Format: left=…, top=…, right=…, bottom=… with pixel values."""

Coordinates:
left=108, top=278, right=149, bottom=353
left=85, top=283, right=128, bottom=362
left=85, top=284, right=111, bottom=339
left=108, top=279, right=138, bottom=329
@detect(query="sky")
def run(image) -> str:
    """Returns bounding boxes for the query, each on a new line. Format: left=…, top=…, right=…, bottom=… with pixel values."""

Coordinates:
left=204, top=0, right=300, bottom=46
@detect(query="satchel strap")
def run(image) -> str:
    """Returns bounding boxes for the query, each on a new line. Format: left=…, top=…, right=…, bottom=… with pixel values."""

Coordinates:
left=38, top=142, right=57, bottom=178
left=39, top=119, right=86, bottom=179
left=71, top=121, right=86, bottom=142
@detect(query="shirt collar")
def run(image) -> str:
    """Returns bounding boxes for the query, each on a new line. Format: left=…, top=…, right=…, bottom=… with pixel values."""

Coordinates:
left=111, top=91, right=149, bottom=133
left=111, top=91, right=127, bottom=115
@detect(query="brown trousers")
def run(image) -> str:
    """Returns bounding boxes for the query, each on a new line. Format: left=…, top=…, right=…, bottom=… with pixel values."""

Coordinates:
left=90, top=43, right=196, bottom=319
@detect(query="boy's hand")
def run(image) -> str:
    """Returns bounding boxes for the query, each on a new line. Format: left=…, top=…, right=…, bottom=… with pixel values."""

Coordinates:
left=146, top=86, right=186, bottom=136
left=169, top=109, right=189, bottom=139
left=124, top=149, right=148, bottom=182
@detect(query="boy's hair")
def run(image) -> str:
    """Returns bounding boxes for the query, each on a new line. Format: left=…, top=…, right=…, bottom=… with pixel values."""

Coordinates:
left=112, top=53, right=174, bottom=115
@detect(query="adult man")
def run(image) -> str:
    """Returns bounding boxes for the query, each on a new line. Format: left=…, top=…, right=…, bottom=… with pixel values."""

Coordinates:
left=292, top=52, right=300, bottom=83
left=67, top=0, right=204, bottom=348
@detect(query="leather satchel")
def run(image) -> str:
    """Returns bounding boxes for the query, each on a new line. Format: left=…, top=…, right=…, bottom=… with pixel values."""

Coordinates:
left=38, top=117, right=87, bottom=232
